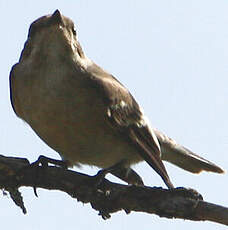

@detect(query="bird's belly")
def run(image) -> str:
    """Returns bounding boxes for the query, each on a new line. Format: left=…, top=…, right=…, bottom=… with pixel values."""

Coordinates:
left=25, top=97, right=142, bottom=168
left=13, top=69, right=142, bottom=168
left=30, top=115, right=142, bottom=168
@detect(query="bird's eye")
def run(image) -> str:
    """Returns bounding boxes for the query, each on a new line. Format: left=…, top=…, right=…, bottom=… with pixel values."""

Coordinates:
left=72, top=28, right=76, bottom=36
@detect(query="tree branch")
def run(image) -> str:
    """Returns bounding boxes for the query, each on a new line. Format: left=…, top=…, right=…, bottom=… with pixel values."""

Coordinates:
left=0, top=154, right=227, bottom=226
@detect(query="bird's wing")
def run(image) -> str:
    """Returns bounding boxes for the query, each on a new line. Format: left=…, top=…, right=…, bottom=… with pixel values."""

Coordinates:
left=9, top=64, right=21, bottom=117
left=86, top=63, right=174, bottom=188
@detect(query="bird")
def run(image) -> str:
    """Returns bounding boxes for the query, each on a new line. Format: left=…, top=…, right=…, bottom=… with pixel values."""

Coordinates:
left=9, top=10, right=224, bottom=189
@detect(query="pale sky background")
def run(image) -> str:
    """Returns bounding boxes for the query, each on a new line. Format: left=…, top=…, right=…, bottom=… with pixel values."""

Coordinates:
left=1, top=1, right=228, bottom=229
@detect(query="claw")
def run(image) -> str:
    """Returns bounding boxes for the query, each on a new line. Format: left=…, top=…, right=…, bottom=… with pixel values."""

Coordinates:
left=30, top=155, right=68, bottom=197
left=92, top=168, right=110, bottom=187
left=33, top=186, right=38, bottom=197
left=31, top=155, right=68, bottom=168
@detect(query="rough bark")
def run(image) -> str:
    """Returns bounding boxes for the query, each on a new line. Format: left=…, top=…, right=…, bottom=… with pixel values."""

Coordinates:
left=0, top=154, right=227, bottom=226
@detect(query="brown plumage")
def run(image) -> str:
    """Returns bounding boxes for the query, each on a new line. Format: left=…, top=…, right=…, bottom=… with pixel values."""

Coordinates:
left=10, top=10, right=224, bottom=189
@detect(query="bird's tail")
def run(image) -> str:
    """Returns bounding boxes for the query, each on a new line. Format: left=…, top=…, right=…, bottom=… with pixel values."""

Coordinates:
left=154, top=129, right=225, bottom=174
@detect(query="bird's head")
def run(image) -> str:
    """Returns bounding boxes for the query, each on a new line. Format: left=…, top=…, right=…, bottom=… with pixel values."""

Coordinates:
left=20, top=10, right=84, bottom=63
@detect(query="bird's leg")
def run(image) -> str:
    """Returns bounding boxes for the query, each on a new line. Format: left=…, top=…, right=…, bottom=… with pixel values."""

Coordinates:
left=93, top=161, right=144, bottom=186
left=92, top=161, right=125, bottom=186
left=111, top=167, right=144, bottom=186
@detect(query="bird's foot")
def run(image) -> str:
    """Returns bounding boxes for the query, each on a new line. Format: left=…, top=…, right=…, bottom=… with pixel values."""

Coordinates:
left=30, top=155, right=68, bottom=196
left=92, top=168, right=111, bottom=188
left=31, top=155, right=68, bottom=169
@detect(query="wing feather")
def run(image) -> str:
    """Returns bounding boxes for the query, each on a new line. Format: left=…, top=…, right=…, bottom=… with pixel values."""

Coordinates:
left=86, top=63, right=174, bottom=188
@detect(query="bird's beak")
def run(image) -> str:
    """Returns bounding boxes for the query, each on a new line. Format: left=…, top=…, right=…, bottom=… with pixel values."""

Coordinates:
left=51, top=9, right=63, bottom=24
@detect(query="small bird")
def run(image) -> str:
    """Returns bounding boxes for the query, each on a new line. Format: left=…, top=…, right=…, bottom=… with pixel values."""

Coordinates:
left=10, top=10, right=224, bottom=189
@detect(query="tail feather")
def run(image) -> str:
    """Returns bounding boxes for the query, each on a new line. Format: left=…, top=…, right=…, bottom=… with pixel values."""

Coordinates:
left=154, top=129, right=225, bottom=174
